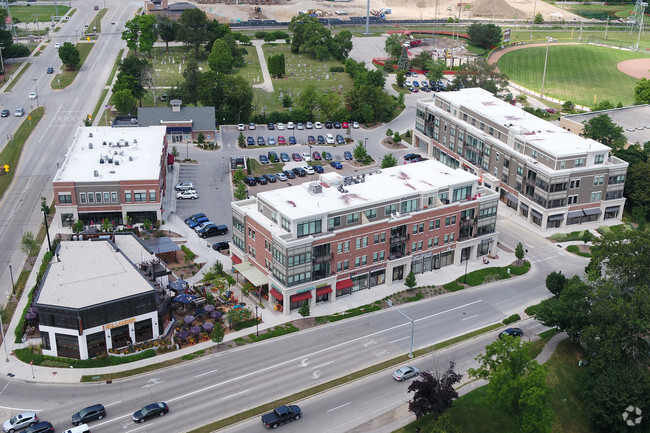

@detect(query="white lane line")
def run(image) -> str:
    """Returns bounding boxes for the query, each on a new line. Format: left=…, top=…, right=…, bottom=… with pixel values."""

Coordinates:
left=529, top=256, right=559, bottom=263
left=195, top=368, right=219, bottom=378
left=326, top=402, right=351, bottom=413
left=104, top=401, right=122, bottom=407
left=0, top=382, right=9, bottom=394
left=222, top=389, right=250, bottom=400
left=312, top=361, right=334, bottom=369
left=0, top=406, right=42, bottom=412
left=40, top=104, right=63, bottom=141
left=461, top=314, right=479, bottom=321
left=390, top=336, right=409, bottom=344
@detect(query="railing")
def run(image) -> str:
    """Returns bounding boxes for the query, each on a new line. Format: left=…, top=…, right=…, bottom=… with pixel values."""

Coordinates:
left=390, top=233, right=409, bottom=244
left=312, top=253, right=333, bottom=264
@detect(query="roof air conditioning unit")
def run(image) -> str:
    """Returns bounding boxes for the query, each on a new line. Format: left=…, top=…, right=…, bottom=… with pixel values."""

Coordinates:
left=129, top=156, right=133, bottom=161
left=133, top=139, right=137, bottom=144
left=94, top=170, right=99, bottom=177
left=120, top=151, right=124, bottom=156
left=108, top=158, right=113, bottom=163
left=309, top=182, right=322, bottom=195
left=88, top=143, right=93, bottom=149
left=114, top=160, right=120, bottom=165
left=89, top=132, right=93, bottom=138
left=125, top=141, right=129, bottom=146
left=103, top=141, right=107, bottom=146
left=99, top=158, right=104, bottom=164
left=108, top=142, right=113, bottom=147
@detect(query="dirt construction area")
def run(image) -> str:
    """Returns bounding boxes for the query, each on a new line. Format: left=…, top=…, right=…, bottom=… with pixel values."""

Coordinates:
left=197, top=0, right=585, bottom=24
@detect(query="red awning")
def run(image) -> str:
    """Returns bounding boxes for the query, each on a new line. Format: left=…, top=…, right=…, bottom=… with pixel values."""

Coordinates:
left=291, top=292, right=312, bottom=302
left=336, top=279, right=353, bottom=290
left=231, top=255, right=242, bottom=264
left=316, top=286, right=333, bottom=296
left=270, top=287, right=283, bottom=301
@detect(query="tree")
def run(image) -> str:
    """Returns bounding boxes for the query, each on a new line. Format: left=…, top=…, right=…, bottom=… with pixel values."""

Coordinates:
left=298, top=300, right=310, bottom=317
left=137, top=14, right=158, bottom=55
left=411, top=51, right=432, bottom=70
left=467, top=23, right=502, bottom=48
left=385, top=33, right=405, bottom=58
left=562, top=100, right=575, bottom=112
left=177, top=8, right=209, bottom=57
left=592, top=99, right=616, bottom=111
left=297, top=84, right=320, bottom=117
left=208, top=39, right=234, bottom=74
left=233, top=167, right=246, bottom=184
left=72, top=219, right=84, bottom=234
left=397, top=47, right=410, bottom=71
left=405, top=270, right=417, bottom=289
left=407, top=362, right=462, bottom=419
left=181, top=59, right=201, bottom=106
left=625, top=160, right=650, bottom=220
left=353, top=142, right=368, bottom=161
left=515, top=242, right=525, bottom=264
left=234, top=183, right=248, bottom=200
left=534, top=12, right=544, bottom=24
left=58, top=42, right=80, bottom=68
left=633, top=77, right=650, bottom=104
left=381, top=153, right=398, bottom=168
left=426, top=59, right=446, bottom=84
left=331, top=30, right=353, bottom=61
left=393, top=131, right=402, bottom=144
left=468, top=337, right=553, bottom=433
left=210, top=324, right=224, bottom=347
left=545, top=271, right=566, bottom=297
left=534, top=275, right=591, bottom=343
left=289, top=16, right=332, bottom=60
left=582, top=114, right=626, bottom=150
left=396, top=70, right=406, bottom=87
left=20, top=232, right=36, bottom=256
left=111, top=89, right=137, bottom=115
left=318, top=91, right=341, bottom=121
left=122, top=16, right=141, bottom=53
left=157, top=15, right=178, bottom=50
left=450, top=60, right=508, bottom=95
left=267, top=53, right=285, bottom=78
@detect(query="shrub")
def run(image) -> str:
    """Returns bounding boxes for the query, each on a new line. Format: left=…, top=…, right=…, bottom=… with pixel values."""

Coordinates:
left=255, top=31, right=267, bottom=39
left=14, top=347, right=156, bottom=368
left=443, top=281, right=464, bottom=292
left=330, top=66, right=344, bottom=73
left=503, top=313, right=521, bottom=325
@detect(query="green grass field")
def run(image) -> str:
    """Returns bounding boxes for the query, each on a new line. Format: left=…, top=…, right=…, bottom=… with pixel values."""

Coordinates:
left=8, top=5, right=71, bottom=23
left=497, top=44, right=649, bottom=107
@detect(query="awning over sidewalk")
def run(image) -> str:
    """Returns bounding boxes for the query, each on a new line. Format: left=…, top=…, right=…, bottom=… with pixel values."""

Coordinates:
left=291, top=292, right=312, bottom=303
left=270, top=287, right=283, bottom=301
left=231, top=255, right=242, bottom=264
left=336, top=279, right=354, bottom=291
left=506, top=193, right=518, bottom=204
left=605, top=206, right=620, bottom=213
left=531, top=209, right=542, bottom=219
left=316, top=286, right=333, bottom=296
left=233, top=262, right=267, bottom=286
left=548, top=214, right=564, bottom=222
left=583, top=207, right=602, bottom=216
left=567, top=210, right=583, bottom=219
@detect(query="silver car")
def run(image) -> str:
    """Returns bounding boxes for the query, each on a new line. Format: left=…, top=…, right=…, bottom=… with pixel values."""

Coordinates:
left=174, top=181, right=195, bottom=191
left=392, top=366, right=419, bottom=381
left=3, top=412, right=38, bottom=433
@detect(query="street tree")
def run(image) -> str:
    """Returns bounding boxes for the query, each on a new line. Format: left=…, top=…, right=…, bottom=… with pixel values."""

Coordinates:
left=177, top=8, right=209, bottom=58
left=466, top=23, right=503, bottom=48
left=396, top=70, right=406, bottom=87
left=58, top=42, right=80, bottom=68
left=515, top=242, right=525, bottom=264
left=111, top=89, right=137, bottom=115
left=234, top=182, right=248, bottom=200
left=450, top=60, right=508, bottom=95
left=157, top=15, right=178, bottom=50
left=534, top=275, right=591, bottom=343
left=353, top=141, right=368, bottom=161
left=208, top=39, right=234, bottom=74
left=137, top=14, right=158, bottom=55
left=405, top=271, right=417, bottom=289
left=298, top=300, right=310, bottom=317
left=297, top=84, right=320, bottom=117
left=121, top=16, right=141, bottom=53
left=381, top=153, right=398, bottom=168
left=20, top=232, right=36, bottom=256
left=211, top=324, right=225, bottom=347
left=426, top=59, right=446, bottom=84
left=582, top=114, right=626, bottom=150
left=385, top=33, right=405, bottom=58
left=633, top=77, right=650, bottom=104
left=545, top=270, right=566, bottom=297
left=407, top=362, right=462, bottom=419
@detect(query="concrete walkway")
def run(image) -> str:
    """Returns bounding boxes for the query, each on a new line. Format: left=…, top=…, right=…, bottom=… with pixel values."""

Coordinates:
left=251, top=40, right=274, bottom=93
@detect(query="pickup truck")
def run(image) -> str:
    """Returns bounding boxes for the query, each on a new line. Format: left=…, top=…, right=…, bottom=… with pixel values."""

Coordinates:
left=261, top=405, right=302, bottom=429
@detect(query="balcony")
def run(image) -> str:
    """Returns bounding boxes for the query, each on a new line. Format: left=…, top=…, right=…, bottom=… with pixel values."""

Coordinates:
left=388, top=250, right=410, bottom=260
left=312, top=253, right=333, bottom=264
left=390, top=233, right=409, bottom=244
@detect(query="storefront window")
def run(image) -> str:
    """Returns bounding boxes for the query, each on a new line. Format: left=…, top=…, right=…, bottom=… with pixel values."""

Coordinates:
left=135, top=319, right=153, bottom=342
left=86, top=331, right=107, bottom=358
left=55, top=333, right=80, bottom=359
left=111, top=325, right=130, bottom=349
left=351, top=274, right=369, bottom=291
left=369, top=270, right=385, bottom=287
left=42, top=332, right=51, bottom=351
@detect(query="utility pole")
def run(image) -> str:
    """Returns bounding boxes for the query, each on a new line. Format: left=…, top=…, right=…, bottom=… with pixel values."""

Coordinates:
left=385, top=300, right=415, bottom=358
left=530, top=0, right=537, bottom=40
left=541, top=38, right=550, bottom=99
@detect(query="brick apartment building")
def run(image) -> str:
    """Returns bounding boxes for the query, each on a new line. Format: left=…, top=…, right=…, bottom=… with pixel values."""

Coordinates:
left=230, top=160, right=499, bottom=315
left=53, top=126, right=168, bottom=227
left=413, top=89, right=628, bottom=231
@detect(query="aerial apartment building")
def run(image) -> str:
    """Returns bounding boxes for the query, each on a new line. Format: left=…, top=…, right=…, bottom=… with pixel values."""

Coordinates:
left=230, top=160, right=499, bottom=315
left=413, top=88, right=628, bottom=231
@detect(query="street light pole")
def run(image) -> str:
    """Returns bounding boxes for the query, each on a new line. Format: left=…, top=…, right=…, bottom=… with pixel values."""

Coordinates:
left=33, top=78, right=39, bottom=109
left=540, top=38, right=550, bottom=99
left=308, top=145, right=312, bottom=166
left=8, top=265, right=15, bottom=296
left=530, top=0, right=537, bottom=40
left=43, top=210, right=52, bottom=253
left=385, top=300, right=415, bottom=358
left=463, top=253, right=469, bottom=284
left=364, top=137, right=367, bottom=150
left=255, top=306, right=259, bottom=337
left=0, top=312, right=8, bottom=362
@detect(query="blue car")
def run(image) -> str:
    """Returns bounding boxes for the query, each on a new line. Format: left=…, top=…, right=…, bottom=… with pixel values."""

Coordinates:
left=330, top=161, right=343, bottom=169
left=188, top=216, right=209, bottom=228
left=246, top=137, right=255, bottom=146
left=280, top=152, right=290, bottom=162
left=185, top=213, right=205, bottom=225
left=344, top=151, right=353, bottom=160
left=313, top=164, right=324, bottom=173
left=289, top=136, right=297, bottom=145
left=268, top=137, right=277, bottom=146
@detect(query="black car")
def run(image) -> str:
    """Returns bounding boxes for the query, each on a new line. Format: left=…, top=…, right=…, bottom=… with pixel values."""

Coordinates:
left=499, top=328, right=524, bottom=340
left=334, top=121, right=342, bottom=129
left=313, top=164, right=324, bottom=173
left=72, top=404, right=106, bottom=425
left=403, top=153, right=421, bottom=161
left=199, top=224, right=228, bottom=238
left=46, top=67, right=54, bottom=74
left=292, top=167, right=307, bottom=177
left=132, top=402, right=169, bottom=423
left=263, top=173, right=277, bottom=183
left=244, top=176, right=257, bottom=186
left=325, top=121, right=333, bottom=129
left=259, top=155, right=270, bottom=164
left=25, top=422, right=54, bottom=433
left=246, top=136, right=255, bottom=146
left=283, top=169, right=296, bottom=179
left=257, top=136, right=266, bottom=146
left=1, top=109, right=9, bottom=118
left=335, top=134, right=345, bottom=144
left=317, top=135, right=325, bottom=144
left=267, top=122, right=275, bottom=130
left=212, top=241, right=230, bottom=252
left=255, top=176, right=268, bottom=185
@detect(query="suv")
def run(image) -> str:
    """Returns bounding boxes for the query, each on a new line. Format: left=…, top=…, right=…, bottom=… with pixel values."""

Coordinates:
left=3, top=412, right=38, bottom=432
left=199, top=224, right=228, bottom=238
left=174, top=181, right=195, bottom=191
left=185, top=213, right=205, bottom=225
left=72, top=404, right=106, bottom=426
left=292, top=167, right=307, bottom=177
left=244, top=176, right=257, bottom=186
left=24, top=422, right=53, bottom=433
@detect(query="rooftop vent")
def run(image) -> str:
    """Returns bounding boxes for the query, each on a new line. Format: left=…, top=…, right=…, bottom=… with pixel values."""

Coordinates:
left=125, top=141, right=129, bottom=146
left=103, top=141, right=107, bottom=146
left=133, top=139, right=137, bottom=144
left=99, top=158, right=104, bottom=164
left=88, top=143, right=93, bottom=149
left=308, top=182, right=322, bottom=195
left=93, top=170, right=99, bottom=177
left=129, top=156, right=133, bottom=161
left=89, top=132, right=93, bottom=138
left=108, top=158, right=113, bottom=164
left=114, top=160, right=120, bottom=166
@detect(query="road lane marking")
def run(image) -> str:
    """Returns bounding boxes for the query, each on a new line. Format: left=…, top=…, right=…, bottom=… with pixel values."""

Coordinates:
left=0, top=382, right=9, bottom=394
left=312, top=361, right=334, bottom=369
left=0, top=406, right=42, bottom=412
left=461, top=314, right=479, bottom=321
left=390, top=336, right=409, bottom=344
left=104, top=401, right=122, bottom=407
left=326, top=402, right=351, bottom=413
left=312, top=370, right=321, bottom=379
left=300, top=358, right=309, bottom=367
left=195, top=368, right=219, bottom=378
left=222, top=389, right=250, bottom=400
left=141, top=378, right=164, bottom=388
left=363, top=339, right=376, bottom=347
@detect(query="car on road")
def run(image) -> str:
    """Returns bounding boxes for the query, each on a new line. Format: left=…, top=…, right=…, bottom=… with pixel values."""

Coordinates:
left=291, top=153, right=302, bottom=162
left=268, top=137, right=276, bottom=146
left=276, top=172, right=287, bottom=181
left=174, top=181, right=195, bottom=191
left=545, top=108, right=557, bottom=114
left=176, top=190, right=198, bottom=200
left=244, top=176, right=257, bottom=186
left=212, top=241, right=230, bottom=252
left=342, top=121, right=349, bottom=129
left=312, top=151, right=321, bottom=160
left=313, top=164, right=324, bottom=173
left=306, top=121, right=313, bottom=129
left=322, top=151, right=333, bottom=160
left=325, top=121, right=333, bottom=129
left=248, top=123, right=256, bottom=130
left=246, top=136, right=255, bottom=146
left=263, top=173, right=277, bottom=183
left=259, top=155, right=270, bottom=164
left=132, top=402, right=168, bottom=423
left=276, top=122, right=285, bottom=130
left=277, top=136, right=286, bottom=145
left=352, top=121, right=359, bottom=129
left=54, top=42, right=61, bottom=49
left=330, top=161, right=343, bottom=169
left=72, top=404, right=106, bottom=426
left=185, top=213, right=205, bottom=225
left=314, top=122, right=322, bottom=129
left=255, top=176, right=268, bottom=185
left=283, top=170, right=295, bottom=179
left=326, top=134, right=335, bottom=144
left=261, top=405, right=302, bottom=429
left=257, top=136, right=266, bottom=146
left=289, top=136, right=297, bottom=145
left=1, top=109, right=9, bottom=118
left=344, top=151, right=353, bottom=160
left=14, top=107, right=25, bottom=117
left=499, top=328, right=524, bottom=339
left=280, top=152, right=290, bottom=162
left=317, top=135, right=325, bottom=144
left=46, top=67, right=54, bottom=74
left=24, top=422, right=53, bottom=433
left=307, top=135, right=316, bottom=145
left=237, top=123, right=245, bottom=131
left=335, top=134, right=345, bottom=144
left=302, top=165, right=315, bottom=175
left=286, top=122, right=294, bottom=129
left=3, top=411, right=38, bottom=432
left=392, top=366, right=419, bottom=381
left=301, top=152, right=311, bottom=162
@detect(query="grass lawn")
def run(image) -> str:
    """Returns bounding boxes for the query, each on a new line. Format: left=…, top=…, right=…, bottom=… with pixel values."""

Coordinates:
left=497, top=44, right=648, bottom=107
left=51, top=42, right=94, bottom=90
left=8, top=5, right=71, bottom=22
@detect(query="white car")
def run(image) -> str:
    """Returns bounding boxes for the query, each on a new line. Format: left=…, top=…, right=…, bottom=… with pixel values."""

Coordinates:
left=276, top=172, right=287, bottom=181
left=301, top=152, right=311, bottom=162
left=352, top=121, right=359, bottom=129
left=28, top=92, right=37, bottom=100
left=306, top=122, right=313, bottom=129
left=287, top=121, right=294, bottom=129
left=54, top=42, right=61, bottom=49
left=174, top=181, right=195, bottom=191
left=326, top=133, right=335, bottom=144
left=194, top=221, right=214, bottom=232
left=276, top=122, right=285, bottom=130
left=176, top=190, right=198, bottom=200
left=237, top=123, right=245, bottom=131
left=302, top=165, right=315, bottom=175
left=420, top=80, right=429, bottom=87
left=248, top=123, right=256, bottom=130
left=296, top=123, right=304, bottom=130
left=411, top=71, right=418, bottom=77
left=314, top=122, right=322, bottom=129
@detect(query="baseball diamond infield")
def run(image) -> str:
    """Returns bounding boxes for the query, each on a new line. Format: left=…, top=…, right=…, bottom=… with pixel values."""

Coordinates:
left=491, top=43, right=650, bottom=107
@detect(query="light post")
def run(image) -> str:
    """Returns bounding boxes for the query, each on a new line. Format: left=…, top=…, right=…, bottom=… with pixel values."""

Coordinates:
left=308, top=145, right=312, bottom=166
left=255, top=305, right=259, bottom=337
left=0, top=311, right=8, bottom=362
left=364, top=0, right=371, bottom=35
left=540, top=38, right=550, bottom=99
left=364, top=137, right=368, bottom=150
left=186, top=141, right=189, bottom=159
left=9, top=265, right=15, bottom=296
left=385, top=299, right=415, bottom=358
left=636, top=3, right=648, bottom=51
left=463, top=252, right=469, bottom=284
left=530, top=0, right=537, bottom=40
left=43, top=209, right=52, bottom=253
left=34, top=16, right=40, bottom=39
left=74, top=29, right=78, bottom=47
left=33, top=78, right=39, bottom=109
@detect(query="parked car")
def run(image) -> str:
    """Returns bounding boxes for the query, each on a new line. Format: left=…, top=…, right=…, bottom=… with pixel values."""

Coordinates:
left=291, top=153, right=302, bottom=162
left=308, top=135, right=316, bottom=145
left=286, top=122, right=294, bottom=129
left=289, top=136, right=297, bottom=145
left=132, top=402, right=169, bottom=423
left=296, top=122, right=304, bottom=130
left=326, top=134, right=335, bottom=144
left=330, top=161, right=343, bottom=169
left=267, top=151, right=278, bottom=162
left=24, top=422, right=53, bottom=433
left=237, top=123, right=245, bottom=131
left=174, top=181, right=195, bottom=191
left=334, top=121, right=341, bottom=129
left=188, top=216, right=209, bottom=229
left=212, top=241, right=230, bottom=252
left=268, top=137, right=277, bottom=146
left=199, top=224, right=228, bottom=238
left=255, top=176, right=268, bottom=185
left=344, top=151, right=353, bottom=160
left=312, top=151, right=321, bottom=160
left=313, top=164, right=324, bottom=173
left=292, top=167, right=307, bottom=177
left=244, top=176, right=257, bottom=186
left=302, top=166, right=315, bottom=175
left=413, top=80, right=420, bottom=87
left=283, top=170, right=296, bottom=179
left=280, top=152, right=290, bottom=162
left=194, top=221, right=214, bottom=233
left=257, top=136, right=266, bottom=146
left=403, top=153, right=421, bottom=161
left=301, top=152, right=311, bottom=162
left=261, top=405, right=302, bottom=430
left=263, top=173, right=277, bottom=183
left=335, top=134, right=345, bottom=144
left=305, top=121, right=314, bottom=129
left=392, top=366, right=419, bottom=381
left=54, top=42, right=61, bottom=49
left=248, top=122, right=256, bottom=130
left=3, top=412, right=38, bottom=433
left=278, top=136, right=286, bottom=145
left=545, top=108, right=557, bottom=114
left=317, top=135, right=325, bottom=144
left=246, top=136, right=255, bottom=146
left=325, top=121, right=333, bottom=129
left=341, top=121, right=349, bottom=129
left=267, top=122, right=275, bottom=130
left=276, top=122, right=285, bottom=130
left=185, top=213, right=205, bottom=225
left=176, top=190, right=198, bottom=200
left=420, top=80, right=429, bottom=87
left=276, top=172, right=288, bottom=181
left=72, top=404, right=106, bottom=426
left=322, top=151, right=333, bottom=160
left=1, top=109, right=9, bottom=118
left=352, top=121, right=359, bottom=129
left=499, top=328, right=524, bottom=340
left=259, top=155, right=270, bottom=164
left=314, top=121, right=322, bottom=129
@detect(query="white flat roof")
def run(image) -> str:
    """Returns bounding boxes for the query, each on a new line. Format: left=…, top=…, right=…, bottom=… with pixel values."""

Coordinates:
left=37, top=240, right=155, bottom=309
left=436, top=88, right=610, bottom=157
left=249, top=159, right=478, bottom=222
left=54, top=126, right=167, bottom=183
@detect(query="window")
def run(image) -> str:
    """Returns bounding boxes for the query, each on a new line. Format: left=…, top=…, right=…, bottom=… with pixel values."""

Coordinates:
left=517, top=166, right=524, bottom=176
left=374, top=234, right=380, bottom=244
left=281, top=216, right=291, bottom=232
left=79, top=193, right=86, bottom=204
left=444, top=234, right=449, bottom=244
left=87, top=193, right=94, bottom=204
left=591, top=192, right=602, bottom=202
left=148, top=190, right=156, bottom=201
left=413, top=224, right=418, bottom=235
left=575, top=158, right=585, bottom=167
left=288, top=252, right=311, bottom=267
left=411, top=242, right=417, bottom=252
left=445, top=217, right=450, bottom=226
left=379, top=251, right=385, bottom=261
left=594, top=154, right=604, bottom=164
left=503, top=158, right=509, bottom=168
left=362, top=236, right=368, bottom=247
left=400, top=199, right=418, bottom=213
left=417, top=241, right=423, bottom=250
left=344, top=241, right=350, bottom=252
left=450, top=233, right=454, bottom=242
left=337, top=262, right=342, bottom=272
left=418, top=223, right=424, bottom=233
left=434, top=236, right=439, bottom=246
left=364, top=208, right=377, bottom=219
left=103, top=192, right=110, bottom=203
left=124, top=192, right=132, bottom=202
left=452, top=185, right=473, bottom=202
left=233, top=218, right=245, bottom=233
left=58, top=193, right=72, bottom=204
left=451, top=216, right=456, bottom=225
left=435, top=219, right=440, bottom=229
left=570, top=179, right=581, bottom=189
left=495, top=152, right=499, bottom=162
left=381, top=232, right=386, bottom=243
left=362, top=255, right=367, bottom=265
left=249, top=246, right=256, bottom=258
left=297, top=219, right=322, bottom=237
left=337, top=242, right=343, bottom=254
left=373, top=252, right=378, bottom=263
left=328, top=216, right=341, bottom=229
left=428, top=238, right=433, bottom=248
left=429, top=220, right=435, bottom=230
left=568, top=195, right=579, bottom=205
left=593, top=175, right=604, bottom=186
left=560, top=160, right=566, bottom=169
left=271, top=211, right=277, bottom=223
left=343, top=260, right=349, bottom=270
left=347, top=212, right=360, bottom=224
left=248, top=228, right=256, bottom=239
left=134, top=192, right=146, bottom=202
left=111, top=192, right=118, bottom=203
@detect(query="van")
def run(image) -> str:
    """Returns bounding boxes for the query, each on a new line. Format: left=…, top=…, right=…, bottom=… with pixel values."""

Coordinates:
left=62, top=425, right=91, bottom=433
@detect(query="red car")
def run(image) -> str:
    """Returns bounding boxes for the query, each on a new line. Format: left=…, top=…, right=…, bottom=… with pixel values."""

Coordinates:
left=342, top=121, right=349, bottom=129
left=545, top=108, right=557, bottom=114
left=278, top=136, right=286, bottom=145
left=312, top=151, right=322, bottom=160
left=291, top=153, right=302, bottom=162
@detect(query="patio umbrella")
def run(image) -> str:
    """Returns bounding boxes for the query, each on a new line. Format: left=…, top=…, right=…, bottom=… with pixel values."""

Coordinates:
left=204, top=305, right=215, bottom=313
left=202, top=322, right=215, bottom=332
left=190, top=326, right=202, bottom=334
left=211, top=311, right=222, bottom=320
left=195, top=308, right=205, bottom=317
left=177, top=330, right=190, bottom=339
left=25, top=312, right=37, bottom=320
left=173, top=293, right=195, bottom=304
left=169, top=280, right=187, bottom=293
left=184, top=315, right=196, bottom=324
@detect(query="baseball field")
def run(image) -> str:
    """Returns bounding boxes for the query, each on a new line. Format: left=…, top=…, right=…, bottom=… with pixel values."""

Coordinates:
left=496, top=44, right=650, bottom=107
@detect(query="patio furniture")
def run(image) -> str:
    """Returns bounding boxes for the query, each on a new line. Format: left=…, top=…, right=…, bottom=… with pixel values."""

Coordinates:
left=195, top=308, right=205, bottom=319
left=192, top=297, right=206, bottom=308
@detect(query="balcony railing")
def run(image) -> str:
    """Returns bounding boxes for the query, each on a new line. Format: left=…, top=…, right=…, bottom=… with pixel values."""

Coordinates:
left=312, top=253, right=333, bottom=264
left=390, top=233, right=409, bottom=244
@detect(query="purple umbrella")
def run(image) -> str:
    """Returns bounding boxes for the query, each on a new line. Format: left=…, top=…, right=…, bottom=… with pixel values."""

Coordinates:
left=190, top=326, right=202, bottom=334
left=177, top=330, right=190, bottom=339
left=211, top=311, right=222, bottom=319
left=184, top=315, right=196, bottom=324
left=25, top=312, right=38, bottom=320
left=202, top=322, right=215, bottom=332
left=204, top=305, right=215, bottom=313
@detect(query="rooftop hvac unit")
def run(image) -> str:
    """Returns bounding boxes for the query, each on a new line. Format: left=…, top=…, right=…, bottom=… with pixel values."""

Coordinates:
left=114, top=160, right=120, bottom=165
left=103, top=141, right=107, bottom=146
left=107, top=158, right=113, bottom=163
left=125, top=140, right=129, bottom=146
left=133, top=139, right=137, bottom=144
left=99, top=158, right=104, bottom=164
left=119, top=151, right=124, bottom=156
left=89, top=132, right=93, bottom=138
left=108, top=142, right=113, bottom=147
left=308, top=182, right=322, bottom=195
left=129, top=156, right=133, bottom=161
left=88, top=143, right=93, bottom=149
left=94, top=170, right=99, bottom=177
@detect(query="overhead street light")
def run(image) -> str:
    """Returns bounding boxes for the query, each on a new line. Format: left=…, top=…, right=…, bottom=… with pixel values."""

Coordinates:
left=385, top=299, right=415, bottom=358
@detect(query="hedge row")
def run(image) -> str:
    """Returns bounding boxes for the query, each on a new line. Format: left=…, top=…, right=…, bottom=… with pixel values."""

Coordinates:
left=14, top=347, right=156, bottom=368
